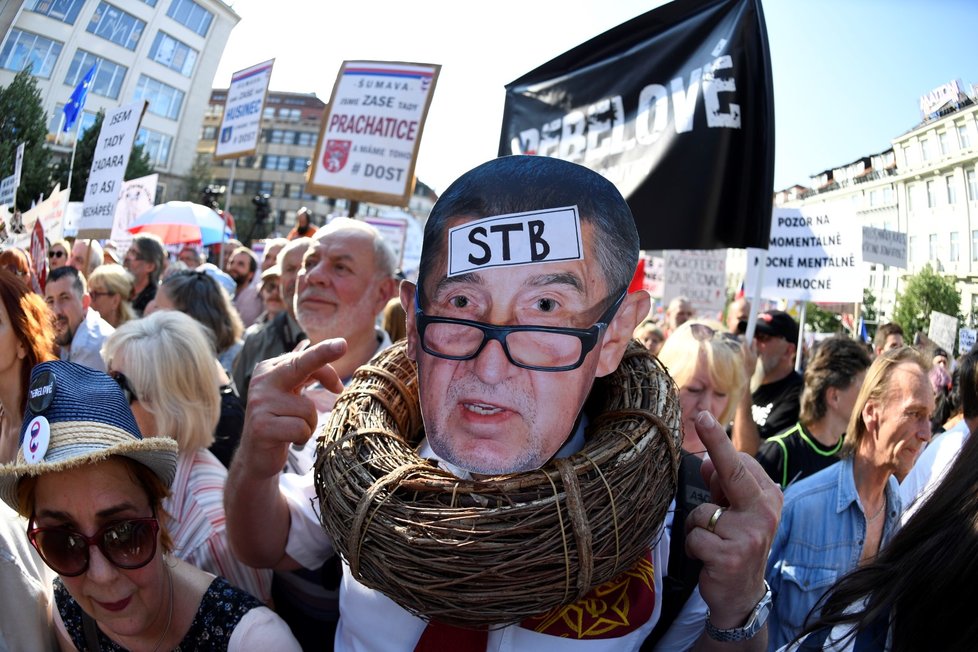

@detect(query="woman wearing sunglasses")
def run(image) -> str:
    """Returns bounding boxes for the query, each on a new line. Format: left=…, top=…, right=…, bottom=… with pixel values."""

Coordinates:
left=0, top=361, right=300, bottom=651
left=47, top=240, right=70, bottom=271
left=102, top=310, right=271, bottom=603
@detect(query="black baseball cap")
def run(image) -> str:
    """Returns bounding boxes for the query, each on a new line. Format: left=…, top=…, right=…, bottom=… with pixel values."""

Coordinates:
left=742, top=310, right=799, bottom=342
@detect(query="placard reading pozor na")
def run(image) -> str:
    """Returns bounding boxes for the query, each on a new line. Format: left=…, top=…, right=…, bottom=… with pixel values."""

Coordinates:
left=762, top=206, right=862, bottom=303
left=307, top=61, right=440, bottom=206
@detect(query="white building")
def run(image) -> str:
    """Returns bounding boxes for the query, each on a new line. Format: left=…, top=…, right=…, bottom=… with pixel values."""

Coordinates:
left=0, top=0, right=239, bottom=198
left=775, top=80, right=978, bottom=326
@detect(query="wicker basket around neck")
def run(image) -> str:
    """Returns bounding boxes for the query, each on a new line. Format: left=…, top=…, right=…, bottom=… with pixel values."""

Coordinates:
left=314, top=339, right=682, bottom=628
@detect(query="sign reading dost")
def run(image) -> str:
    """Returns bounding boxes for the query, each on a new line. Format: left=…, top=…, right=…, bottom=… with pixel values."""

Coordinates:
left=447, top=206, right=583, bottom=277
left=762, top=206, right=861, bottom=303
left=307, top=60, right=440, bottom=206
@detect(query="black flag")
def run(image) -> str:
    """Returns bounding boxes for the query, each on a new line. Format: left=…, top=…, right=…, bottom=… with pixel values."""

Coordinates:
left=499, top=0, right=774, bottom=251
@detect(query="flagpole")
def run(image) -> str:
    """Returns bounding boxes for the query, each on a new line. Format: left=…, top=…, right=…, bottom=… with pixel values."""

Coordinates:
left=219, top=158, right=236, bottom=269
left=55, top=113, right=64, bottom=147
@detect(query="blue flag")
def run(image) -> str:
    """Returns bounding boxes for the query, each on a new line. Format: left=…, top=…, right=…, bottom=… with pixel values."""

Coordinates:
left=859, top=317, right=870, bottom=343
left=62, top=63, right=97, bottom=133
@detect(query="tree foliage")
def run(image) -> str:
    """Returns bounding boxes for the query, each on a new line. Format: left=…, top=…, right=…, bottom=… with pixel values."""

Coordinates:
left=805, top=303, right=843, bottom=334
left=862, top=287, right=878, bottom=340
left=0, top=69, right=52, bottom=211
left=892, top=263, right=961, bottom=338
left=53, top=110, right=154, bottom=201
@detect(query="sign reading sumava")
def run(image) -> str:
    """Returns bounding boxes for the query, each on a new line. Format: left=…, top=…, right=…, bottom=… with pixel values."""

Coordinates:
left=447, top=206, right=584, bottom=277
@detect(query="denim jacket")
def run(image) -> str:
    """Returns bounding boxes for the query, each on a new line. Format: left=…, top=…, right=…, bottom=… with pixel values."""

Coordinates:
left=765, top=457, right=901, bottom=652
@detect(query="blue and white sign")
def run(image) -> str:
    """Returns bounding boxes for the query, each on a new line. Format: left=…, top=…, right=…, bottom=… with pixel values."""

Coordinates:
left=214, top=59, right=274, bottom=160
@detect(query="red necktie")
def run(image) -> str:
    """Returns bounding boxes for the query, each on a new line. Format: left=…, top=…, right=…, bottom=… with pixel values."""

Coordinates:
left=413, top=621, right=488, bottom=652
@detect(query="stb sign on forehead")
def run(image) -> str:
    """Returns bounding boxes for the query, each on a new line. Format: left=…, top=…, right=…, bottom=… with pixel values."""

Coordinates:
left=447, top=206, right=584, bottom=277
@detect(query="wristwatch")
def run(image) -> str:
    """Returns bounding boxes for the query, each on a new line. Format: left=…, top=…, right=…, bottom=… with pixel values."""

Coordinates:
left=704, top=580, right=773, bottom=642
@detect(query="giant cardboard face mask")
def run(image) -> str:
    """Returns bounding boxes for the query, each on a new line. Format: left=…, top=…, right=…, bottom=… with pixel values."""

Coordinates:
left=404, top=206, right=638, bottom=475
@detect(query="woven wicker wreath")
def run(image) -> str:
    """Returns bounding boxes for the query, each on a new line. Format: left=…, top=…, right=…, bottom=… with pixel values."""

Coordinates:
left=314, top=339, right=682, bottom=628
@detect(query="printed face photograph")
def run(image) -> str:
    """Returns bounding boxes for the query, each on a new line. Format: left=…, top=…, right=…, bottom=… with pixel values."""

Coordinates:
left=405, top=217, right=629, bottom=475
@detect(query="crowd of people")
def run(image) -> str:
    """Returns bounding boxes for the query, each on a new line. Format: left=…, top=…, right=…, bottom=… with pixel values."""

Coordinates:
left=0, top=156, right=975, bottom=650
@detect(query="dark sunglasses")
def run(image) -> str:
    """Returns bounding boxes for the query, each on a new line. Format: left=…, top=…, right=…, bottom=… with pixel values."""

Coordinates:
left=108, top=370, right=138, bottom=404
left=48, top=250, right=65, bottom=259
left=27, top=517, right=159, bottom=577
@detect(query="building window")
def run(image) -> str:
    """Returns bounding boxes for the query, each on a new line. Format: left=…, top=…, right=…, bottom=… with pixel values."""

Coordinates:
left=909, top=235, right=918, bottom=262
left=267, top=129, right=287, bottom=144
left=882, top=273, right=890, bottom=289
left=285, top=184, right=301, bottom=199
left=166, top=0, right=213, bottom=36
left=263, top=107, right=275, bottom=120
left=136, top=127, right=172, bottom=167
left=48, top=103, right=97, bottom=135
left=920, top=137, right=931, bottom=162
left=926, top=180, right=936, bottom=208
left=278, top=108, right=300, bottom=122
left=946, top=175, right=956, bottom=205
left=290, top=157, right=310, bottom=172
left=928, top=234, right=938, bottom=260
left=968, top=169, right=978, bottom=202
left=972, top=230, right=978, bottom=261
left=30, top=0, right=85, bottom=24
left=87, top=2, right=145, bottom=50
left=200, top=125, right=216, bottom=140
left=959, top=123, right=972, bottom=150
left=950, top=232, right=960, bottom=262
left=133, top=74, right=184, bottom=120
left=907, top=183, right=914, bottom=212
left=883, top=186, right=893, bottom=205
left=263, top=155, right=289, bottom=171
left=148, top=31, right=198, bottom=77
left=64, top=51, right=127, bottom=100
left=296, top=131, right=316, bottom=147
left=939, top=130, right=950, bottom=156
left=257, top=181, right=274, bottom=195
left=902, top=144, right=914, bottom=168
left=140, top=0, right=158, bottom=5
left=869, top=190, right=878, bottom=207
left=0, top=29, right=62, bottom=78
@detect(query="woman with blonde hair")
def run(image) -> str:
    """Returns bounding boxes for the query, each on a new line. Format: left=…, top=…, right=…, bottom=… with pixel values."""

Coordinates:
left=46, top=239, right=70, bottom=271
left=657, top=319, right=749, bottom=457
left=644, top=318, right=753, bottom=648
left=102, top=310, right=271, bottom=603
left=86, top=263, right=134, bottom=328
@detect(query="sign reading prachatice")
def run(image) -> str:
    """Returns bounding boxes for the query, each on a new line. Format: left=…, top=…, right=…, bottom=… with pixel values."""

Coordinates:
left=447, top=206, right=583, bottom=277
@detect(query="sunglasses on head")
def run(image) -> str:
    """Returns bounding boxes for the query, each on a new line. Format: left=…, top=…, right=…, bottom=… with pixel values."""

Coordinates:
left=48, top=250, right=65, bottom=259
left=27, top=517, right=159, bottom=577
left=689, top=322, right=742, bottom=347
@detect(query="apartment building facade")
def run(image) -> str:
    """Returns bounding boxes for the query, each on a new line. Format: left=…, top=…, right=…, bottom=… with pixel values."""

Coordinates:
left=0, top=0, right=239, bottom=197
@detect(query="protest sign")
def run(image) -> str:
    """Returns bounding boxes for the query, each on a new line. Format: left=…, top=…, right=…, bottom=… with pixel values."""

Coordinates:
left=110, top=174, right=158, bottom=252
left=364, top=215, right=409, bottom=270
left=307, top=60, right=440, bottom=206
left=500, top=0, right=774, bottom=251
left=959, top=328, right=976, bottom=355
left=0, top=175, right=15, bottom=206
left=862, top=226, right=907, bottom=268
left=78, top=101, right=147, bottom=239
left=21, top=185, right=69, bottom=243
left=663, top=248, right=727, bottom=317
left=641, top=253, right=664, bottom=298
left=30, top=217, right=45, bottom=290
left=928, top=311, right=957, bottom=356
left=214, top=60, right=274, bottom=160
left=762, top=206, right=862, bottom=303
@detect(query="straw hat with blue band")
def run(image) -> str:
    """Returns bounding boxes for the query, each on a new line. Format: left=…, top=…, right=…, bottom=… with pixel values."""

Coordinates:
left=0, top=360, right=178, bottom=512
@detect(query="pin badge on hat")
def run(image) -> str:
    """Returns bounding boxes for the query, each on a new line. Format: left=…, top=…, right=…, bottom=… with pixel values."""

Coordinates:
left=27, top=370, right=56, bottom=414
left=23, top=416, right=50, bottom=464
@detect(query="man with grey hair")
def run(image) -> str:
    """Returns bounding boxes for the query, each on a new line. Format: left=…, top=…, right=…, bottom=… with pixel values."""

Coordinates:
left=69, top=239, right=103, bottom=278
left=43, top=265, right=114, bottom=371
left=125, top=233, right=166, bottom=316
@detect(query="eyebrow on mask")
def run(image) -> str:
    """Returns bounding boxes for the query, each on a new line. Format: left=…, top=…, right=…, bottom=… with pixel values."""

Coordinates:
left=526, top=273, right=584, bottom=293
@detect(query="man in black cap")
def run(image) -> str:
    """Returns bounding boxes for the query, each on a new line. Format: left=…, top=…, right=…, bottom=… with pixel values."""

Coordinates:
left=749, top=310, right=803, bottom=443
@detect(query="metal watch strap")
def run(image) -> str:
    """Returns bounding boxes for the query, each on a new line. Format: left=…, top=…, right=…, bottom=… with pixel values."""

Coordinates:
left=704, top=580, right=773, bottom=642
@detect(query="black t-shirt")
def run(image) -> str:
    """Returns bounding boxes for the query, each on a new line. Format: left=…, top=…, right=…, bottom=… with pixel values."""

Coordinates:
left=751, top=371, right=803, bottom=440
left=756, top=422, right=843, bottom=489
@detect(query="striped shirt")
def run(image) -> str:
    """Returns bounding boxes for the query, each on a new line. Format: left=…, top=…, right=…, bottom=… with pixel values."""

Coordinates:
left=165, top=448, right=273, bottom=604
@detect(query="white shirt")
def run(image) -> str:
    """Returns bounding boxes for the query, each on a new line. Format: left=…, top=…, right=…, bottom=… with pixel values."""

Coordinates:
left=281, top=419, right=667, bottom=651
left=61, top=309, right=113, bottom=372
